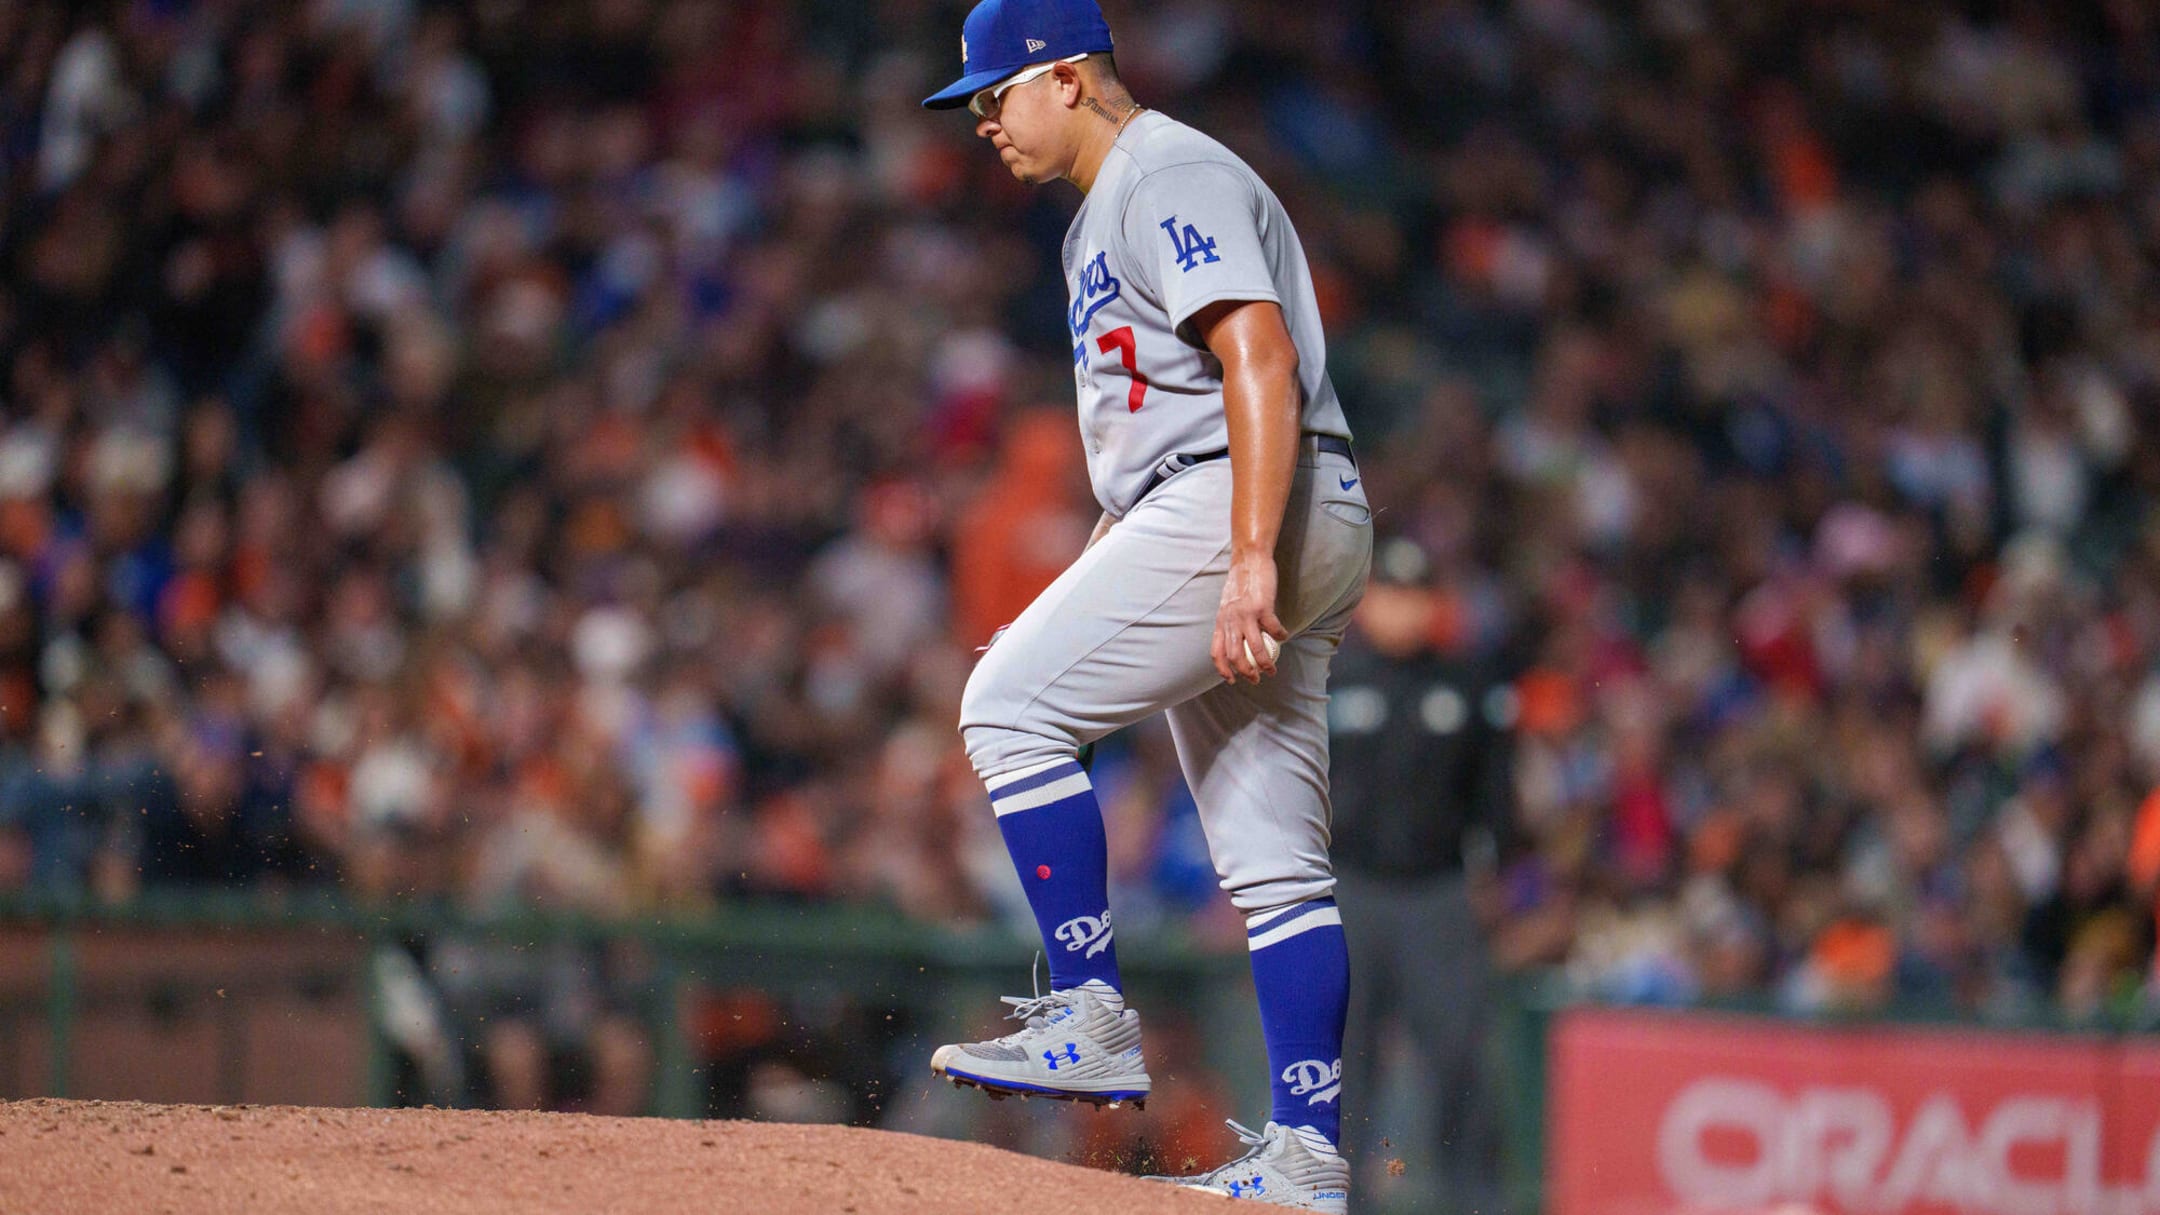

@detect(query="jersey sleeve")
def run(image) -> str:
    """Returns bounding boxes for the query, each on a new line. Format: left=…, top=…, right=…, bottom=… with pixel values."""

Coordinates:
left=1122, top=161, right=1281, bottom=347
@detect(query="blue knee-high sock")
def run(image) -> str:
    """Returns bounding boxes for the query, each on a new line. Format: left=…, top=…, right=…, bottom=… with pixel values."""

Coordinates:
left=988, top=758, right=1122, bottom=992
left=1248, top=897, right=1349, bottom=1147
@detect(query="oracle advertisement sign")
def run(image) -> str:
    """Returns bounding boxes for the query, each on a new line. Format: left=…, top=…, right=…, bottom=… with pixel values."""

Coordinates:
left=1548, top=1007, right=2160, bottom=1215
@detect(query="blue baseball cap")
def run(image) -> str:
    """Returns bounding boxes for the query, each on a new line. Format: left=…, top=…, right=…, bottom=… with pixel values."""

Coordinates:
left=921, top=0, right=1116, bottom=111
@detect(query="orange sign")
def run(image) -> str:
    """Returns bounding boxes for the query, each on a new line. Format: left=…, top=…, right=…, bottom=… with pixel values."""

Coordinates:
left=1548, top=1007, right=2160, bottom=1215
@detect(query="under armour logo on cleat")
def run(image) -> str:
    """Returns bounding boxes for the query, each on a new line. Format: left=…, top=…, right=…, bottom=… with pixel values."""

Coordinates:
left=1044, top=1043, right=1082, bottom=1070
left=1226, top=1176, right=1267, bottom=1198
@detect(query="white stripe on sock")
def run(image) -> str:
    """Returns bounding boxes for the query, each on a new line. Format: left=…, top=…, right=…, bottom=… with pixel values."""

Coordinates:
left=991, top=771, right=1094, bottom=816
left=1246, top=898, right=1326, bottom=933
left=1289, top=1125, right=1343, bottom=1158
left=985, top=756, right=1077, bottom=793
left=1073, top=978, right=1125, bottom=1014
left=1246, top=905, right=1342, bottom=952
left=1244, top=900, right=1330, bottom=938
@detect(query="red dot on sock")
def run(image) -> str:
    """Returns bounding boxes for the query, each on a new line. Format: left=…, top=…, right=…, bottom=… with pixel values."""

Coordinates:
left=1036, top=864, right=1052, bottom=880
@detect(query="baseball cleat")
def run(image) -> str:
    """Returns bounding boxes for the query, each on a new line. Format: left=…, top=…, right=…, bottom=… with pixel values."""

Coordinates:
left=1143, top=1120, right=1350, bottom=1213
left=930, top=978, right=1149, bottom=1108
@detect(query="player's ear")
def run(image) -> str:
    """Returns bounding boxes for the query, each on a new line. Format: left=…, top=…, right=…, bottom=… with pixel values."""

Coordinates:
left=1053, top=61, right=1085, bottom=109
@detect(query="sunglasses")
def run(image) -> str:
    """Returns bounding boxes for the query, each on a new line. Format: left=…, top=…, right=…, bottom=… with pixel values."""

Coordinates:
left=969, top=53, right=1090, bottom=120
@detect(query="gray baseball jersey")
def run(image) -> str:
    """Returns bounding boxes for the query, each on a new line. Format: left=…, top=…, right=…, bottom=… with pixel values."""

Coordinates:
left=1062, top=110, right=1352, bottom=516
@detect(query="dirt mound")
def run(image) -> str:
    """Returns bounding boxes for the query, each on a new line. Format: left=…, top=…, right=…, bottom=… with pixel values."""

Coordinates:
left=0, top=1098, right=1235, bottom=1215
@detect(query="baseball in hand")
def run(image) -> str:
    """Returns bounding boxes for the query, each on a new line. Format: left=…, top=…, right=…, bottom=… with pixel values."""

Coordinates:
left=1243, top=634, right=1281, bottom=668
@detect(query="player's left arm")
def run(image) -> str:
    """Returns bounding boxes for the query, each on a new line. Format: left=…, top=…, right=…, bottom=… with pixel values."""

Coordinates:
left=1196, top=298, right=1299, bottom=685
left=1123, top=163, right=1296, bottom=685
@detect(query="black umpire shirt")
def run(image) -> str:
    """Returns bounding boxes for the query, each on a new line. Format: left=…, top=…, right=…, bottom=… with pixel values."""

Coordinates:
left=1325, top=639, right=1516, bottom=881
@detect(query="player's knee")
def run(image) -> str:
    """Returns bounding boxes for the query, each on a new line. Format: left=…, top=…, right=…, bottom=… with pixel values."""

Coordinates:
left=958, top=719, right=1073, bottom=785
left=957, top=718, right=1005, bottom=775
left=957, top=658, right=1003, bottom=736
left=959, top=662, right=1067, bottom=779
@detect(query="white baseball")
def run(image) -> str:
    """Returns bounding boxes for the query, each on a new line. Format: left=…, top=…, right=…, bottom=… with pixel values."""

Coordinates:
left=1243, top=634, right=1281, bottom=667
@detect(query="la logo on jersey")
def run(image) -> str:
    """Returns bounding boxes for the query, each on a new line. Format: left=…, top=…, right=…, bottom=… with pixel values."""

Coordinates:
left=1160, top=215, right=1221, bottom=272
left=1055, top=910, right=1114, bottom=958
left=1283, top=1057, right=1342, bottom=1105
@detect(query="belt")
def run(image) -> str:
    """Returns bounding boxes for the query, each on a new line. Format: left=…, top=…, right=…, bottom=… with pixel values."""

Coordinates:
left=1133, top=433, right=1354, bottom=505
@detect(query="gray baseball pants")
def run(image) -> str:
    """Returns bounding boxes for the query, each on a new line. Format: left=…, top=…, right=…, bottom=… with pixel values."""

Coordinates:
left=959, top=441, right=1372, bottom=912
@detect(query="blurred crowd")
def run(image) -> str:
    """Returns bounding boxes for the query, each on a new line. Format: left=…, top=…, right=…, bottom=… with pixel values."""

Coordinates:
left=2, top=0, right=2160, bottom=1101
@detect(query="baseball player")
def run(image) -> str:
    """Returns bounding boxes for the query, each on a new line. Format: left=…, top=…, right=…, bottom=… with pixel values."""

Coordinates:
left=922, top=1, right=1370, bottom=1209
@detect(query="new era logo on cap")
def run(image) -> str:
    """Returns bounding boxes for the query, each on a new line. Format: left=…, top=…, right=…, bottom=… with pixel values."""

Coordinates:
left=922, top=0, right=1116, bottom=110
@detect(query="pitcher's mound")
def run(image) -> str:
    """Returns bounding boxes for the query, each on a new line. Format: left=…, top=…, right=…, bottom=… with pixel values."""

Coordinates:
left=0, top=1097, right=1235, bottom=1214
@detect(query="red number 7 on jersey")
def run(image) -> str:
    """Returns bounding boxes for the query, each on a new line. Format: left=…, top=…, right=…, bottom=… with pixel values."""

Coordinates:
left=1097, top=326, right=1150, bottom=412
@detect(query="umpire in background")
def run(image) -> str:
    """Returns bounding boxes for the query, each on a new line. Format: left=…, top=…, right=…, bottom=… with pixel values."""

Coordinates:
left=1329, top=536, right=1513, bottom=1214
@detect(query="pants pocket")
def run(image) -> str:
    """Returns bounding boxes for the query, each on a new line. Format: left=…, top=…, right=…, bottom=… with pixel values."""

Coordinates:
left=1320, top=499, right=1371, bottom=526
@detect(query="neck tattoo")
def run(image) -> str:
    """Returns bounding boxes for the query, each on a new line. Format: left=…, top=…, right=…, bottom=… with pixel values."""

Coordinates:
left=1084, top=97, right=1145, bottom=133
